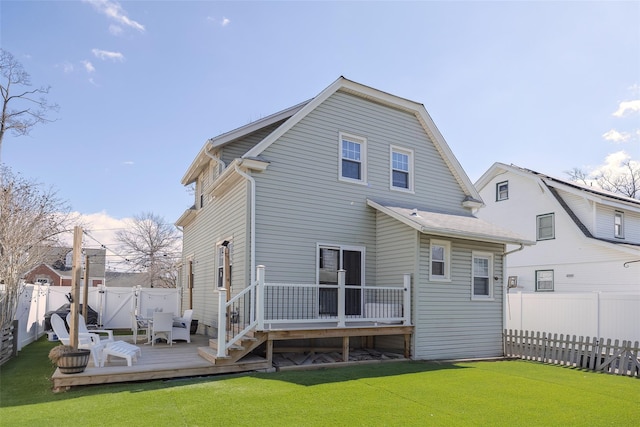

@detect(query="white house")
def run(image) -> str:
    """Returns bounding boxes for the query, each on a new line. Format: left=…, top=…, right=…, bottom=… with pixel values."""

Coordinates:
left=475, top=162, right=640, bottom=293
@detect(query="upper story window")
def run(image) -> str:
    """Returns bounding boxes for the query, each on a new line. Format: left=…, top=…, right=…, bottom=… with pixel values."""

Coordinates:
left=339, top=132, right=367, bottom=184
left=614, top=211, right=624, bottom=238
left=535, top=270, right=554, bottom=292
left=496, top=181, right=509, bottom=201
left=429, top=239, right=451, bottom=282
left=536, top=213, right=555, bottom=241
left=472, top=252, right=493, bottom=300
left=390, top=146, right=414, bottom=192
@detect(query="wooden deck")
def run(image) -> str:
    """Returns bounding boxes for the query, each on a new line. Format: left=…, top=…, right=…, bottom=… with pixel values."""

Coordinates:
left=51, top=334, right=271, bottom=392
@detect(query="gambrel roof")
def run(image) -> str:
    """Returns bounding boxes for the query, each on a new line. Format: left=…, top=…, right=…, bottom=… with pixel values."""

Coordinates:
left=182, top=77, right=483, bottom=205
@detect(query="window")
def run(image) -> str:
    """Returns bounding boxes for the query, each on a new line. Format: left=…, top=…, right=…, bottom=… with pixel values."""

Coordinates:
left=216, top=240, right=233, bottom=289
left=429, top=240, right=451, bottom=281
left=339, top=133, right=367, bottom=184
left=536, top=213, right=555, bottom=240
left=390, top=146, right=414, bottom=191
left=536, top=270, right=554, bottom=292
left=496, top=181, right=509, bottom=201
left=614, top=211, right=624, bottom=238
left=472, top=252, right=493, bottom=299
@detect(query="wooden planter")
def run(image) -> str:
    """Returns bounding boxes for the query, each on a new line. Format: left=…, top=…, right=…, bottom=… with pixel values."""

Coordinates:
left=56, top=349, right=90, bottom=374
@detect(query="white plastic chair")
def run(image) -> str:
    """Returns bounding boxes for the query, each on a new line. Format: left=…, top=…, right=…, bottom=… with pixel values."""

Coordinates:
left=172, top=309, right=193, bottom=343
left=151, top=312, right=174, bottom=346
left=67, top=313, right=114, bottom=343
left=50, top=313, right=103, bottom=367
left=131, top=313, right=148, bottom=344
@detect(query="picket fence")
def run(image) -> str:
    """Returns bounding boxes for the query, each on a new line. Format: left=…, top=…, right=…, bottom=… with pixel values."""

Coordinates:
left=504, top=329, right=640, bottom=377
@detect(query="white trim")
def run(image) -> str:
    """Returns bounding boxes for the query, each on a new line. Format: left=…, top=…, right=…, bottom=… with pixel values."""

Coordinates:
left=429, top=239, right=451, bottom=282
left=389, top=145, right=414, bottom=193
left=471, top=251, right=494, bottom=301
left=614, top=211, right=624, bottom=239
left=338, top=132, right=367, bottom=185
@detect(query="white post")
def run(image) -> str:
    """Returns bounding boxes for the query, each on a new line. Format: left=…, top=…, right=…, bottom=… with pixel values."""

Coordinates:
left=256, top=265, right=265, bottom=331
left=217, top=288, right=227, bottom=358
left=337, top=270, right=346, bottom=327
left=403, top=274, right=411, bottom=325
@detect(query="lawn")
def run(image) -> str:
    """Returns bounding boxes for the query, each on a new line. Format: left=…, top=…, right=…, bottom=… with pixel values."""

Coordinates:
left=1, top=338, right=638, bottom=426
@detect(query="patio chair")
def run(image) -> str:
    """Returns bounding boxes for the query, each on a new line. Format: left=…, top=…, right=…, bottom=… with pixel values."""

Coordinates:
left=67, top=313, right=114, bottom=343
left=172, top=309, right=193, bottom=343
left=50, top=313, right=103, bottom=367
left=131, top=313, right=149, bottom=344
left=151, top=311, right=174, bottom=346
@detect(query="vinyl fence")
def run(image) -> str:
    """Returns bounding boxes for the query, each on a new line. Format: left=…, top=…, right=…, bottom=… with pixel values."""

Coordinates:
left=506, top=292, right=640, bottom=343
left=14, top=284, right=181, bottom=351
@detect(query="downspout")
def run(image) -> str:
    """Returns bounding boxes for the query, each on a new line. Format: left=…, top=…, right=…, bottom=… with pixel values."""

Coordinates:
left=503, top=243, right=525, bottom=335
left=204, top=144, right=226, bottom=173
left=234, top=162, right=256, bottom=286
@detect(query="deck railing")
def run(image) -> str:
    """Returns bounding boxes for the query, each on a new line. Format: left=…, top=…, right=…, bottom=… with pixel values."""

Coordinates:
left=216, top=265, right=411, bottom=358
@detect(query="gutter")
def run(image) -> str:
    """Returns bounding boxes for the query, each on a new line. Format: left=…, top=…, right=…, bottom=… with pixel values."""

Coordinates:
left=503, top=243, right=525, bottom=256
left=233, top=161, right=256, bottom=286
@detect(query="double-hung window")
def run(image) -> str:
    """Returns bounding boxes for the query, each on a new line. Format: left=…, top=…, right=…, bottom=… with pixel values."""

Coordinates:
left=390, top=146, right=414, bottom=192
left=429, top=240, right=451, bottom=281
left=339, top=133, right=367, bottom=184
left=614, top=211, right=624, bottom=238
left=536, top=270, right=554, bottom=292
left=536, top=213, right=555, bottom=241
left=496, top=181, right=509, bottom=201
left=472, top=252, right=493, bottom=300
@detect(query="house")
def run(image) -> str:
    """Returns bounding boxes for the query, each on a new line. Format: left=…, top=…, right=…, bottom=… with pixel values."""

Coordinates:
left=475, top=162, right=640, bottom=293
left=104, top=271, right=149, bottom=288
left=177, top=77, right=532, bottom=363
left=24, top=247, right=106, bottom=287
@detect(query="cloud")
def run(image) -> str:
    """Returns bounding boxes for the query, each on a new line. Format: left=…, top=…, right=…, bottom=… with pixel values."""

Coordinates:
left=206, top=16, right=230, bottom=27
left=82, top=60, right=96, bottom=73
left=122, top=161, right=134, bottom=165
left=222, top=17, right=230, bottom=27
left=83, top=0, right=145, bottom=33
left=57, top=61, right=74, bottom=73
left=591, top=150, right=636, bottom=178
left=92, top=48, right=125, bottom=61
left=612, top=99, right=640, bottom=117
left=108, top=24, right=124, bottom=36
left=602, top=129, right=631, bottom=143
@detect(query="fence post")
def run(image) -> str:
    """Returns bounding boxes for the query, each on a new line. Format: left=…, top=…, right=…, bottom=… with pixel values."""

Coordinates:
left=403, top=274, right=411, bottom=326
left=256, top=265, right=265, bottom=331
left=217, top=288, right=227, bottom=358
left=337, top=270, right=346, bottom=327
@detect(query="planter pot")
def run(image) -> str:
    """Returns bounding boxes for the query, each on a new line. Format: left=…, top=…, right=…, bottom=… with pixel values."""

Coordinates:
left=56, top=349, right=91, bottom=374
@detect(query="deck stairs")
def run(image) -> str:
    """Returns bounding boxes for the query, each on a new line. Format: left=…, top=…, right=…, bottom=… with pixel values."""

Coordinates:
left=198, top=330, right=269, bottom=366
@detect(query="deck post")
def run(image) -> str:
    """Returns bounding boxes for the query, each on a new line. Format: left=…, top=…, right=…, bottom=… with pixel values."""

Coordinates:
left=217, top=288, right=227, bottom=358
left=337, top=270, right=346, bottom=327
left=256, top=265, right=265, bottom=331
left=403, top=274, right=411, bottom=326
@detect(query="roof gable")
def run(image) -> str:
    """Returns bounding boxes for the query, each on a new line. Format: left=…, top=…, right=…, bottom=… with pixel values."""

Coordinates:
left=242, top=76, right=482, bottom=202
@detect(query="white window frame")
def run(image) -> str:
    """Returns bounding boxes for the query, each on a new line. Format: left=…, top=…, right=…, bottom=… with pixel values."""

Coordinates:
left=429, top=239, right=451, bottom=282
left=216, top=239, right=233, bottom=289
left=614, top=211, right=624, bottom=239
left=496, top=181, right=509, bottom=201
left=389, top=145, right=414, bottom=192
left=338, top=132, right=367, bottom=185
left=535, top=270, right=554, bottom=292
left=471, top=252, right=494, bottom=300
left=316, top=243, right=366, bottom=286
left=536, top=213, right=555, bottom=241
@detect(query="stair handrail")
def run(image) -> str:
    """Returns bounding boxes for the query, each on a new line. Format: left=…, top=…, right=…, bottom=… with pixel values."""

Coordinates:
left=216, top=275, right=259, bottom=358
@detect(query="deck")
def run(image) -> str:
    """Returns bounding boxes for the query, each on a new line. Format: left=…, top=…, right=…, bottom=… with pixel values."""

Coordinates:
left=52, top=323, right=413, bottom=392
left=51, top=334, right=270, bottom=392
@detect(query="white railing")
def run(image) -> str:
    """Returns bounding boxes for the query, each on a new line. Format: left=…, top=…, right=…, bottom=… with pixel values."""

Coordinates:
left=215, top=265, right=411, bottom=358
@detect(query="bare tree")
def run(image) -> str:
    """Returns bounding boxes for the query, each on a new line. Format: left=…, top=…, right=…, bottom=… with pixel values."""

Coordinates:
left=566, top=160, right=639, bottom=199
left=0, top=166, right=73, bottom=343
left=115, top=212, right=182, bottom=288
left=0, top=49, right=59, bottom=163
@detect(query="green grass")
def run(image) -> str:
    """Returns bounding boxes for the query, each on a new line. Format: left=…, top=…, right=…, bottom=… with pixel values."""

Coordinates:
left=1, top=338, right=638, bottom=426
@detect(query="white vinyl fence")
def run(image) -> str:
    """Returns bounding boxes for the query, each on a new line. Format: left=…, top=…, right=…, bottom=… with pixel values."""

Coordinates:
left=506, top=292, right=640, bottom=343
left=14, top=284, right=181, bottom=351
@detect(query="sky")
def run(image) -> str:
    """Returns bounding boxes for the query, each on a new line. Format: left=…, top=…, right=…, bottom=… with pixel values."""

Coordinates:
left=1, top=0, right=639, bottom=258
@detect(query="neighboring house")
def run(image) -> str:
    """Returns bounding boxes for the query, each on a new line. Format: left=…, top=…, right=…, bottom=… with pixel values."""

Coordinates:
left=475, top=162, right=640, bottom=293
left=104, top=271, right=150, bottom=288
left=177, top=77, right=532, bottom=362
left=24, top=247, right=106, bottom=287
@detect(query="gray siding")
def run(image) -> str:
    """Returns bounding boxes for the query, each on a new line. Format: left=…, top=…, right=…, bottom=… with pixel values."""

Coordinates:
left=413, top=234, right=505, bottom=360
left=253, top=90, right=470, bottom=284
left=374, top=211, right=418, bottom=286
left=181, top=178, right=249, bottom=332
left=220, top=121, right=285, bottom=165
